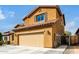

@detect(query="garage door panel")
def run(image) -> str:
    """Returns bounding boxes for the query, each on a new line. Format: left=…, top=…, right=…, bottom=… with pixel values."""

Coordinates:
left=19, top=33, right=44, bottom=47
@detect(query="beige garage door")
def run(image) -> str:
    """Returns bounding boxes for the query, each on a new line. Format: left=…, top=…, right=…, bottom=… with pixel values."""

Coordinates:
left=19, top=33, right=44, bottom=47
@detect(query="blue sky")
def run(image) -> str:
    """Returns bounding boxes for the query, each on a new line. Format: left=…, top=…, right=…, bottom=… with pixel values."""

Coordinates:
left=60, top=5, right=79, bottom=35
left=0, top=5, right=79, bottom=35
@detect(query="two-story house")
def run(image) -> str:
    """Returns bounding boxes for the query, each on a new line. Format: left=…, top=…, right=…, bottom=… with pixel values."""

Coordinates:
left=10, top=5, right=65, bottom=48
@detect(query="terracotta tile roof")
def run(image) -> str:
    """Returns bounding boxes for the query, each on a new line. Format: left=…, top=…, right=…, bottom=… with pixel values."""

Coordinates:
left=2, top=31, right=14, bottom=36
left=14, top=24, right=24, bottom=28
left=75, top=28, right=79, bottom=34
left=23, top=5, right=62, bottom=21
left=13, top=20, right=57, bottom=31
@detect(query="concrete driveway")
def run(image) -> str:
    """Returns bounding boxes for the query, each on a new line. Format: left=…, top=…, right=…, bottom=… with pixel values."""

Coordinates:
left=0, top=45, right=67, bottom=54
left=64, top=46, right=79, bottom=54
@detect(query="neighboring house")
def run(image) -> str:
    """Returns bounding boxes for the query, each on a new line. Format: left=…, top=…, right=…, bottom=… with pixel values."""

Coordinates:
left=75, top=28, right=79, bottom=44
left=2, top=31, right=13, bottom=44
left=2, top=31, right=10, bottom=44
left=75, top=28, right=79, bottom=35
left=10, top=5, right=65, bottom=48
left=2, top=31, right=14, bottom=44
left=69, top=28, right=79, bottom=45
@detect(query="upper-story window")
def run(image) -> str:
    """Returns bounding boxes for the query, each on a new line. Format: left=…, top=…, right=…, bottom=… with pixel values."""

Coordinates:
left=36, top=13, right=45, bottom=22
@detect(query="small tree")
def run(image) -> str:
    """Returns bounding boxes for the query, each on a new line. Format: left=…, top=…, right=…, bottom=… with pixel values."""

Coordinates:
left=64, top=31, right=72, bottom=36
left=0, top=32, right=3, bottom=45
left=0, top=32, right=2, bottom=41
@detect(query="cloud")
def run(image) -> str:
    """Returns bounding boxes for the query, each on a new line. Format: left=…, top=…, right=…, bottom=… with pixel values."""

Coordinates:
left=0, top=9, right=16, bottom=21
left=0, top=9, right=6, bottom=20
left=65, top=17, right=79, bottom=35
left=8, top=11, right=15, bottom=17
left=65, top=21, right=75, bottom=30
left=0, top=23, right=16, bottom=32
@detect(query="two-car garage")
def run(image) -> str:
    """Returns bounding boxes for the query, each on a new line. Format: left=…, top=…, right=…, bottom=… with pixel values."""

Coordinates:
left=19, top=32, right=44, bottom=47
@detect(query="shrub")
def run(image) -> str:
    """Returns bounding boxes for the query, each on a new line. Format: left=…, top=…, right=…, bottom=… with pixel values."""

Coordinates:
left=0, top=41, right=3, bottom=45
left=0, top=32, right=3, bottom=45
left=0, top=32, right=2, bottom=41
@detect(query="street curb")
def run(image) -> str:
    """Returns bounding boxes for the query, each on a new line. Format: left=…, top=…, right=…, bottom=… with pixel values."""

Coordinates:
left=63, top=46, right=68, bottom=54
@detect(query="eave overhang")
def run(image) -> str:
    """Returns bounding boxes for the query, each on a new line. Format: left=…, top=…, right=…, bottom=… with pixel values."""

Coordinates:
left=13, top=20, right=57, bottom=31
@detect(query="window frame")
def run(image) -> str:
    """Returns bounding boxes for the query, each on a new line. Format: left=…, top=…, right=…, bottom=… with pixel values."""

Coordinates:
left=35, top=13, right=46, bottom=22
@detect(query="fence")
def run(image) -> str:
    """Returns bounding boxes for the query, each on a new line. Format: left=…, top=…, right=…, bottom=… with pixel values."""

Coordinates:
left=70, top=35, right=79, bottom=45
left=56, top=35, right=79, bottom=46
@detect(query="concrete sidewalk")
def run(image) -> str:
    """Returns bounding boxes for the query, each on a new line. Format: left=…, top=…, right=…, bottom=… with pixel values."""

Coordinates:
left=64, top=46, right=79, bottom=54
left=0, top=45, right=67, bottom=54
left=43, top=45, right=67, bottom=54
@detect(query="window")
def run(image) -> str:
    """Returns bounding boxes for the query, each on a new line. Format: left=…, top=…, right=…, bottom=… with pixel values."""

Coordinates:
left=36, top=13, right=45, bottom=22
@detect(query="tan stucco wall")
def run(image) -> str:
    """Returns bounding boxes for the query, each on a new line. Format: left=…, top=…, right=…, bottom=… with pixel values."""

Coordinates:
left=13, top=34, right=19, bottom=45
left=13, top=21, right=64, bottom=48
left=44, top=27, right=53, bottom=48
left=14, top=27, right=53, bottom=48
left=10, top=35, right=13, bottom=44
left=11, top=21, right=64, bottom=48
left=10, top=34, right=19, bottom=45
left=51, top=19, right=64, bottom=47
left=24, top=8, right=60, bottom=25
